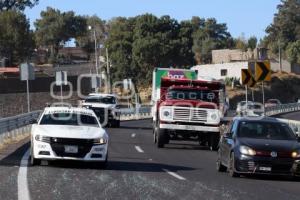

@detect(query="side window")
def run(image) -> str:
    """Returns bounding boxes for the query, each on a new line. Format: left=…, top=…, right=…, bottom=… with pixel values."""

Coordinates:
left=230, top=120, right=239, bottom=137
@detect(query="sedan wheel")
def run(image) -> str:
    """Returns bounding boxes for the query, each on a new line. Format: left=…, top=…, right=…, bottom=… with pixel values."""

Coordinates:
left=216, top=150, right=227, bottom=172
left=229, top=152, right=240, bottom=177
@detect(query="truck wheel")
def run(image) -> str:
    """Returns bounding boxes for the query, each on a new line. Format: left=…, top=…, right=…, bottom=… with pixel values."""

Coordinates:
left=114, top=120, right=120, bottom=128
left=157, top=128, right=166, bottom=148
left=153, top=121, right=157, bottom=144
left=209, top=132, right=220, bottom=151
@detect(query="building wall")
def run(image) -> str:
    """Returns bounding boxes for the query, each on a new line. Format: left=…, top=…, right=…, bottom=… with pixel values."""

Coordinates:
left=192, top=62, right=248, bottom=81
left=212, top=49, right=254, bottom=64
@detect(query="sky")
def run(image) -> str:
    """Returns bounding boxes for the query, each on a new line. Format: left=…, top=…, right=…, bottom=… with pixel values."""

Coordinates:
left=24, top=0, right=281, bottom=40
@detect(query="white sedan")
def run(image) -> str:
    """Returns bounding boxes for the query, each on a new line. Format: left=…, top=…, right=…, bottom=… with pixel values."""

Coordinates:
left=30, top=106, right=109, bottom=167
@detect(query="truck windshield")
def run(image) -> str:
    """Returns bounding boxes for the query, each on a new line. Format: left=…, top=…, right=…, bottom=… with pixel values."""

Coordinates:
left=85, top=96, right=116, bottom=104
left=39, top=113, right=99, bottom=127
left=167, top=89, right=218, bottom=102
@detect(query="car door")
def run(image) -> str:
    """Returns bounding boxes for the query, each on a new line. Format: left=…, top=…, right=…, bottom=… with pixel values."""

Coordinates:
left=222, top=120, right=238, bottom=166
left=219, top=120, right=233, bottom=164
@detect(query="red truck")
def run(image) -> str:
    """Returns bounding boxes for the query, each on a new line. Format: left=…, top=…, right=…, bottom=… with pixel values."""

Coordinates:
left=152, top=68, right=226, bottom=150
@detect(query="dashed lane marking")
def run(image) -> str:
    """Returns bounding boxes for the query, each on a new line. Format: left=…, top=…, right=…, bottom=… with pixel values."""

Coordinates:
left=18, top=149, right=31, bottom=200
left=135, top=145, right=144, bottom=153
left=131, top=133, right=136, bottom=138
left=162, top=169, right=186, bottom=181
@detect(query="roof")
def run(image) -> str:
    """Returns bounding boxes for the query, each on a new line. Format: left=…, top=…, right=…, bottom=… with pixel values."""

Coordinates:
left=233, top=116, right=285, bottom=123
left=43, top=106, right=94, bottom=116
left=88, top=93, right=117, bottom=97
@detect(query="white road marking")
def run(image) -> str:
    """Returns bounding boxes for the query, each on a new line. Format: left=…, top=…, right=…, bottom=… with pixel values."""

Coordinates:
left=135, top=145, right=144, bottom=153
left=18, top=149, right=31, bottom=200
left=163, top=169, right=186, bottom=180
left=131, top=133, right=136, bottom=138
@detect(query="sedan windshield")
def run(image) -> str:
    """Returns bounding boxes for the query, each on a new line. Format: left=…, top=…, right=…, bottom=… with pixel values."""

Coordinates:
left=39, top=113, right=99, bottom=127
left=85, top=96, right=116, bottom=104
left=167, top=89, right=218, bottom=102
left=238, top=121, right=296, bottom=140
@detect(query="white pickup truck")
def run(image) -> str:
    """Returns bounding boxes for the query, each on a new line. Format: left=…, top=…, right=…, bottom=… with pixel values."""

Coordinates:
left=82, top=93, right=121, bottom=128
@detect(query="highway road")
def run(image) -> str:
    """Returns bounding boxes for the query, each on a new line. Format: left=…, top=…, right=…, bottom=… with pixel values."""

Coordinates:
left=277, top=111, right=300, bottom=121
left=0, top=119, right=300, bottom=200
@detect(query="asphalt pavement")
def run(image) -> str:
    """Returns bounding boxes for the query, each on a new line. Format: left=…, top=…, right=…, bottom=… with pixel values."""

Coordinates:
left=277, top=111, right=300, bottom=121
left=0, top=119, right=300, bottom=200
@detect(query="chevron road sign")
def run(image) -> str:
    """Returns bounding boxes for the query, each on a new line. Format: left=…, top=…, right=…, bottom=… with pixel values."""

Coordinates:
left=241, top=69, right=256, bottom=87
left=255, top=61, right=271, bottom=82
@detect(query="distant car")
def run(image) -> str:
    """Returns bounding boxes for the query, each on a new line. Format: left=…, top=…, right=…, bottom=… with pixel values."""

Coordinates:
left=30, top=106, right=109, bottom=167
left=265, top=99, right=281, bottom=108
left=82, top=93, right=120, bottom=127
left=217, top=117, right=300, bottom=177
left=236, top=101, right=253, bottom=116
left=244, top=102, right=264, bottom=117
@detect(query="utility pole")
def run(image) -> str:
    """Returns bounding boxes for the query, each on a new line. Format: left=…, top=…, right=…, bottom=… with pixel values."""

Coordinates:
left=279, top=40, right=282, bottom=73
left=106, top=48, right=111, bottom=94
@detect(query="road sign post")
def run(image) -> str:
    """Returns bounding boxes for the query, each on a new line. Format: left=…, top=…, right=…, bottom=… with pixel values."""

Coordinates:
left=56, top=71, right=68, bottom=103
left=20, top=63, right=35, bottom=113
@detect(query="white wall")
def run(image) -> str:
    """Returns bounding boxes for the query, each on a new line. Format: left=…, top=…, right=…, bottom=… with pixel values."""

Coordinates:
left=192, top=62, right=248, bottom=81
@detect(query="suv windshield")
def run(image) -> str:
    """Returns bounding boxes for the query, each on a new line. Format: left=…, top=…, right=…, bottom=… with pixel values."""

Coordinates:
left=39, top=113, right=99, bottom=127
left=85, top=96, right=116, bottom=104
left=238, top=121, right=296, bottom=140
left=167, top=89, right=218, bottom=102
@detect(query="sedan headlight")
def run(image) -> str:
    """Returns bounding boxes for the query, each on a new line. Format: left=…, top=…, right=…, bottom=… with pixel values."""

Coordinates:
left=291, top=150, right=300, bottom=158
left=93, top=138, right=107, bottom=145
left=239, top=145, right=256, bottom=156
left=160, top=107, right=173, bottom=121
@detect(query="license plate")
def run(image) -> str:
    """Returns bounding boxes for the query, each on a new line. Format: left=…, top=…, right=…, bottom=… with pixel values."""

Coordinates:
left=259, top=167, right=272, bottom=172
left=64, top=145, right=78, bottom=153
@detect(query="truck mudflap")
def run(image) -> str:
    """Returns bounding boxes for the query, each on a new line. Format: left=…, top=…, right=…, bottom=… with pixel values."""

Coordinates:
left=159, top=124, right=219, bottom=132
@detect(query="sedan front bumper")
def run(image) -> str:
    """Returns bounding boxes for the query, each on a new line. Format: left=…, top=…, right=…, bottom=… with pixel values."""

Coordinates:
left=160, top=123, right=219, bottom=132
left=235, top=154, right=300, bottom=176
left=32, top=141, right=108, bottom=162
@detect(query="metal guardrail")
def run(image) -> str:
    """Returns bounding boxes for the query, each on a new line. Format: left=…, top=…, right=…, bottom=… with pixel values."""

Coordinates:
left=0, top=111, right=41, bottom=145
left=265, top=103, right=300, bottom=116
left=0, top=107, right=152, bottom=146
left=265, top=103, right=300, bottom=137
left=0, top=111, right=40, bottom=135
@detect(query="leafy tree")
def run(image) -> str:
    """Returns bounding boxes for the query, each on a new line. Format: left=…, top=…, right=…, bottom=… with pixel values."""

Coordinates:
left=247, top=36, right=258, bottom=50
left=76, top=15, right=106, bottom=60
left=0, top=10, right=34, bottom=65
left=34, top=7, right=87, bottom=63
left=286, top=40, right=300, bottom=64
left=131, top=14, right=183, bottom=84
left=0, top=0, right=38, bottom=11
left=176, top=20, right=195, bottom=67
left=265, top=0, right=300, bottom=53
left=106, top=17, right=135, bottom=81
left=192, top=18, right=232, bottom=64
left=234, top=33, right=248, bottom=51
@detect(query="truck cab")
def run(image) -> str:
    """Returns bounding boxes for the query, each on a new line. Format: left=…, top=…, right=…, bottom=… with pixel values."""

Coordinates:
left=152, top=68, right=225, bottom=150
